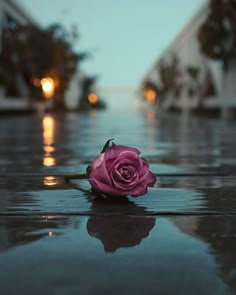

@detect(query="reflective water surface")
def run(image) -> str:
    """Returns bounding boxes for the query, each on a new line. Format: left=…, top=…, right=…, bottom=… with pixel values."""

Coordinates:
left=0, top=109, right=236, bottom=294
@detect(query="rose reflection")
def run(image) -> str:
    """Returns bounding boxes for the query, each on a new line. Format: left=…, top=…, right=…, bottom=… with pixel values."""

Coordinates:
left=87, top=198, right=155, bottom=253
left=42, top=115, right=56, bottom=167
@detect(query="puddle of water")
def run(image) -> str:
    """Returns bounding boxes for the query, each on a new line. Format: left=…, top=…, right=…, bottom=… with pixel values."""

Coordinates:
left=0, top=215, right=234, bottom=295
left=1, top=109, right=235, bottom=175
left=1, top=109, right=236, bottom=294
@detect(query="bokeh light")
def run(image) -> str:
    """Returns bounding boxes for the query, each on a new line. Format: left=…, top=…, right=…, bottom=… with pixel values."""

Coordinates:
left=41, top=77, right=55, bottom=99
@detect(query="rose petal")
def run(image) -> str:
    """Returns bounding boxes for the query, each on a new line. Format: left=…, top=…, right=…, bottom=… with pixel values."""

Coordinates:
left=89, top=153, right=112, bottom=186
left=113, top=168, right=135, bottom=182
left=147, top=171, right=157, bottom=187
left=111, top=175, right=139, bottom=191
left=112, top=166, right=138, bottom=185
left=130, top=183, right=148, bottom=197
left=89, top=178, right=128, bottom=197
left=138, top=160, right=156, bottom=187
left=104, top=144, right=140, bottom=161
left=106, top=152, right=143, bottom=175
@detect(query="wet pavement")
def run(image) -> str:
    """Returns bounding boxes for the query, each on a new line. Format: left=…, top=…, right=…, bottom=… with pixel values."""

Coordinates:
left=0, top=108, right=236, bottom=294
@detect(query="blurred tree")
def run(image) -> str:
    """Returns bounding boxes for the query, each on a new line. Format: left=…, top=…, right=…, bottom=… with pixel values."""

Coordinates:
left=142, top=80, right=159, bottom=94
left=78, top=75, right=97, bottom=110
left=157, top=54, right=182, bottom=101
left=78, top=75, right=106, bottom=110
left=0, top=22, right=89, bottom=108
left=198, top=0, right=236, bottom=69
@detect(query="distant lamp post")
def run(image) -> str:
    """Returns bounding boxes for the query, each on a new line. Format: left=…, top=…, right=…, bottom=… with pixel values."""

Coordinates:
left=41, top=77, right=55, bottom=99
left=88, top=92, right=98, bottom=105
left=144, top=88, right=157, bottom=104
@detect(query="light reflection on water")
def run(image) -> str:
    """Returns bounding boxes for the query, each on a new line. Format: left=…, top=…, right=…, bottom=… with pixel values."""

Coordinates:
left=43, top=176, right=58, bottom=186
left=42, top=115, right=56, bottom=167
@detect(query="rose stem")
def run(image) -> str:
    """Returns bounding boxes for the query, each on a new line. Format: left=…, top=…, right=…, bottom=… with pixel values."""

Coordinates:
left=64, top=173, right=88, bottom=181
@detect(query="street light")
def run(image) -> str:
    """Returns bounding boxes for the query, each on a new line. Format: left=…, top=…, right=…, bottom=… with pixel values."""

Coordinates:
left=144, top=88, right=157, bottom=104
left=88, top=92, right=98, bottom=105
left=41, top=77, right=55, bottom=99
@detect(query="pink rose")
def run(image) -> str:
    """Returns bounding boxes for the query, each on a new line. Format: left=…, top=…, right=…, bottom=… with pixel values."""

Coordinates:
left=88, top=142, right=156, bottom=197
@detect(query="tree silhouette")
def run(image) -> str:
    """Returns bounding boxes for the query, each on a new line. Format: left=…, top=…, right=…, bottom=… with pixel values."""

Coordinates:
left=0, top=22, right=88, bottom=107
left=198, top=0, right=236, bottom=69
left=157, top=54, right=182, bottom=101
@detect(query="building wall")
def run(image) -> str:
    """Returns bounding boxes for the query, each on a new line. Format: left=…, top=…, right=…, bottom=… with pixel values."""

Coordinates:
left=0, top=0, right=35, bottom=110
left=0, top=0, right=34, bottom=51
left=142, top=0, right=236, bottom=114
left=159, top=1, right=208, bottom=67
left=64, top=71, right=84, bottom=110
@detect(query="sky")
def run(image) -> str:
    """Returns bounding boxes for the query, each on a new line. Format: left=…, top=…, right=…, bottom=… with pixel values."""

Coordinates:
left=16, top=0, right=205, bottom=91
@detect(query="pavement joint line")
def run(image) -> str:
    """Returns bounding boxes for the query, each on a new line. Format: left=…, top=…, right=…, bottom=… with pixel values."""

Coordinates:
left=0, top=211, right=235, bottom=217
left=0, top=173, right=233, bottom=177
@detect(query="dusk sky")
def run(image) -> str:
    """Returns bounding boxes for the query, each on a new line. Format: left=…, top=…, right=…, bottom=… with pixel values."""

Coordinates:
left=17, top=0, right=205, bottom=91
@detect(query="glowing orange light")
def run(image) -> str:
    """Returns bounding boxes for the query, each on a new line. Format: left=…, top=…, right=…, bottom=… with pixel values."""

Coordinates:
left=41, top=77, right=55, bottom=99
left=42, top=115, right=54, bottom=146
left=42, top=115, right=56, bottom=167
left=144, top=88, right=157, bottom=104
left=43, top=176, right=57, bottom=186
left=43, top=157, right=56, bottom=167
left=44, top=145, right=55, bottom=154
left=88, top=93, right=98, bottom=104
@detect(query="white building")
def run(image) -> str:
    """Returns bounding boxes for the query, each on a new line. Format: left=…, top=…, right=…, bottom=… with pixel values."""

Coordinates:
left=64, top=71, right=85, bottom=111
left=142, top=0, right=236, bottom=117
